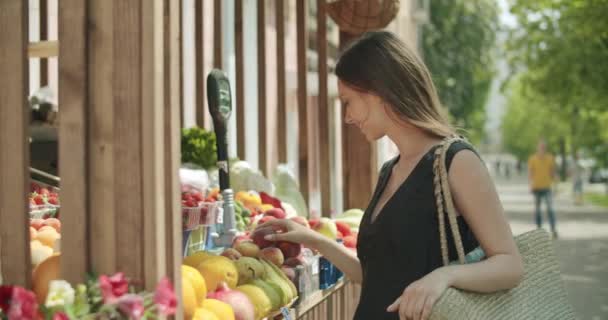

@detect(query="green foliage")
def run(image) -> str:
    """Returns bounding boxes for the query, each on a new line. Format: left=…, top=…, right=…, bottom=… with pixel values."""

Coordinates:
left=503, top=0, right=608, bottom=164
left=181, top=127, right=218, bottom=169
left=501, top=75, right=569, bottom=160
left=422, top=0, right=499, bottom=143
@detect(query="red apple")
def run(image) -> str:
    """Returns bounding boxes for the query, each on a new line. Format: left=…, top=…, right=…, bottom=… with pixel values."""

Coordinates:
left=258, top=247, right=284, bottom=267
left=309, top=218, right=320, bottom=230
left=284, top=256, right=306, bottom=267
left=277, top=241, right=302, bottom=259
left=290, top=216, right=310, bottom=228
left=335, top=221, right=352, bottom=237
left=264, top=208, right=286, bottom=219
left=259, top=216, right=276, bottom=225
left=30, top=218, right=45, bottom=230
left=343, top=235, right=357, bottom=249
left=43, top=218, right=61, bottom=233
left=281, top=266, right=296, bottom=282
left=232, top=235, right=251, bottom=247
left=252, top=228, right=275, bottom=249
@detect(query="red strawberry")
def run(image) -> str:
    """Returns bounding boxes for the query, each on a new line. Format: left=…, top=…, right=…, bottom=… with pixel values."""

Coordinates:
left=47, top=197, right=59, bottom=205
left=309, top=218, right=320, bottom=230
left=335, top=221, right=352, bottom=237
left=191, top=192, right=204, bottom=202
left=39, top=188, right=50, bottom=196
left=31, top=182, right=41, bottom=193
left=33, top=195, right=45, bottom=205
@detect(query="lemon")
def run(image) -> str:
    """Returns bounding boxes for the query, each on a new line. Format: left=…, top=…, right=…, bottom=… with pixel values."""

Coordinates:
left=197, top=256, right=239, bottom=291
left=182, top=265, right=208, bottom=304
left=192, top=307, right=220, bottom=320
left=184, top=251, right=214, bottom=268
left=201, top=299, right=235, bottom=320
left=182, top=278, right=198, bottom=318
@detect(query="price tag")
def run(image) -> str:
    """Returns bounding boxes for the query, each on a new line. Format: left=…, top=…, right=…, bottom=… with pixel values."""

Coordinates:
left=280, top=307, right=291, bottom=320
left=311, top=257, right=319, bottom=275
left=216, top=207, right=224, bottom=224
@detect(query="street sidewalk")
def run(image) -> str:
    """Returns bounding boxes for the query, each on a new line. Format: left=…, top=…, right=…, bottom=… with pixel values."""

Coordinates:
left=494, top=174, right=608, bottom=320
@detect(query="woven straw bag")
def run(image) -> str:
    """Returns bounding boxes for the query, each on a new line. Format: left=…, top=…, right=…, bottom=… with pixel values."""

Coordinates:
left=327, top=0, right=400, bottom=35
left=429, top=136, right=577, bottom=320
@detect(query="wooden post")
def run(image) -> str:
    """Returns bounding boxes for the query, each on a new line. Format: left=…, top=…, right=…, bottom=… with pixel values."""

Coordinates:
left=235, top=0, right=245, bottom=159
left=40, top=0, right=49, bottom=86
left=57, top=0, right=179, bottom=290
left=317, top=0, right=331, bottom=215
left=0, top=0, right=31, bottom=287
left=257, top=0, right=268, bottom=175
left=339, top=31, right=378, bottom=210
left=163, top=0, right=183, bottom=316
left=276, top=0, right=287, bottom=163
left=195, top=0, right=206, bottom=127
left=296, top=0, right=309, bottom=203
left=58, top=0, right=89, bottom=284
left=213, top=0, right=223, bottom=69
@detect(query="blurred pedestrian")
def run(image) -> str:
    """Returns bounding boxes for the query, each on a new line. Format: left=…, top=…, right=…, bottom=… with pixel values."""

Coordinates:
left=528, top=139, right=558, bottom=238
left=570, top=151, right=584, bottom=205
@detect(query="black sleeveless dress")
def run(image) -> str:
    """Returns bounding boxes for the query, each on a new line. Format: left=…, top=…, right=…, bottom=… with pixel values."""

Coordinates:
left=354, top=141, right=480, bottom=320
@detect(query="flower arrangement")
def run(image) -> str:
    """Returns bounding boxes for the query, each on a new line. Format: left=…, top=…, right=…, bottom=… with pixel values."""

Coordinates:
left=0, top=273, right=177, bottom=320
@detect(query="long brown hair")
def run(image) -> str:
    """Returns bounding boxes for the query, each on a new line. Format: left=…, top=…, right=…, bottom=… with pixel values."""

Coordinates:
left=335, top=31, right=454, bottom=138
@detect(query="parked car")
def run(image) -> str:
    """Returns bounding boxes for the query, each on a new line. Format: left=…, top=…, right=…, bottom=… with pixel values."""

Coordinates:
left=589, top=167, right=608, bottom=184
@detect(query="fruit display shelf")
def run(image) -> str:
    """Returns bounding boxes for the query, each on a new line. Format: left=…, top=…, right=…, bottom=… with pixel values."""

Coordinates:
left=262, top=297, right=298, bottom=320
left=293, top=279, right=347, bottom=319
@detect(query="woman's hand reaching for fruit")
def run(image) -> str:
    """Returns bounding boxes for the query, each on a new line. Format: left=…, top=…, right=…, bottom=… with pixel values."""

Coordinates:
left=252, top=219, right=322, bottom=248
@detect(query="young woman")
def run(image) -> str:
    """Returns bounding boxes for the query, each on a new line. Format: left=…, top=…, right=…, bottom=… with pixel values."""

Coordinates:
left=254, top=31, right=523, bottom=320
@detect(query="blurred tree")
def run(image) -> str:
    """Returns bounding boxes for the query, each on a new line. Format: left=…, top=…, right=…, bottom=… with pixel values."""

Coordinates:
left=422, top=0, right=499, bottom=143
left=504, top=0, right=608, bottom=169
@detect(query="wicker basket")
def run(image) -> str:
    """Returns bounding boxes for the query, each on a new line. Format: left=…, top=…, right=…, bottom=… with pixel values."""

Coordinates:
left=327, top=0, right=400, bottom=35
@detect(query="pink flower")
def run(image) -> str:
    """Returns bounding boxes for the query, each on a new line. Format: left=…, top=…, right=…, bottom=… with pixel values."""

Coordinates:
left=53, top=312, right=70, bottom=320
left=7, top=287, right=39, bottom=320
left=154, top=277, right=177, bottom=316
left=0, top=285, right=14, bottom=313
left=116, top=294, right=144, bottom=320
left=99, top=272, right=129, bottom=303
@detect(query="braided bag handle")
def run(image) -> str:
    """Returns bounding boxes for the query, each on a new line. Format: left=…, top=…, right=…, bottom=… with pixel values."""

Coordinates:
left=433, top=135, right=467, bottom=266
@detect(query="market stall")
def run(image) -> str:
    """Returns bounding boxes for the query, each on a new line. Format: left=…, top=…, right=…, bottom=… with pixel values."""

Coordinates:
left=0, top=0, right=406, bottom=318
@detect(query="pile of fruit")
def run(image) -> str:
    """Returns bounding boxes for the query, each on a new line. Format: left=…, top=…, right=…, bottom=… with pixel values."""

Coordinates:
left=29, top=218, right=61, bottom=267
left=182, top=247, right=298, bottom=320
left=29, top=183, right=60, bottom=207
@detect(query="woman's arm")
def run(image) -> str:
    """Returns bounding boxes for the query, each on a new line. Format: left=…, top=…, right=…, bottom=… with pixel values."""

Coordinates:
left=388, top=150, right=523, bottom=320
left=443, top=150, right=524, bottom=292
left=256, top=219, right=363, bottom=283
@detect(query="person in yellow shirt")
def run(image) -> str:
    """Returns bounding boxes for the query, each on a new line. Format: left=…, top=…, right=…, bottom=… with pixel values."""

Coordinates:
left=528, top=140, right=558, bottom=238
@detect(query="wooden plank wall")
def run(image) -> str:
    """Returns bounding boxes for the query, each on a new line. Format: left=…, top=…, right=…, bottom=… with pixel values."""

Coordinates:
left=317, top=0, right=331, bottom=216
left=163, top=0, right=184, bottom=317
left=235, top=0, right=245, bottom=159
left=56, top=0, right=180, bottom=290
left=195, top=0, right=206, bottom=126
left=276, top=0, right=287, bottom=163
left=58, top=0, right=89, bottom=284
left=0, top=0, right=31, bottom=286
left=297, top=281, right=361, bottom=320
left=296, top=0, right=309, bottom=203
left=257, top=0, right=268, bottom=175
